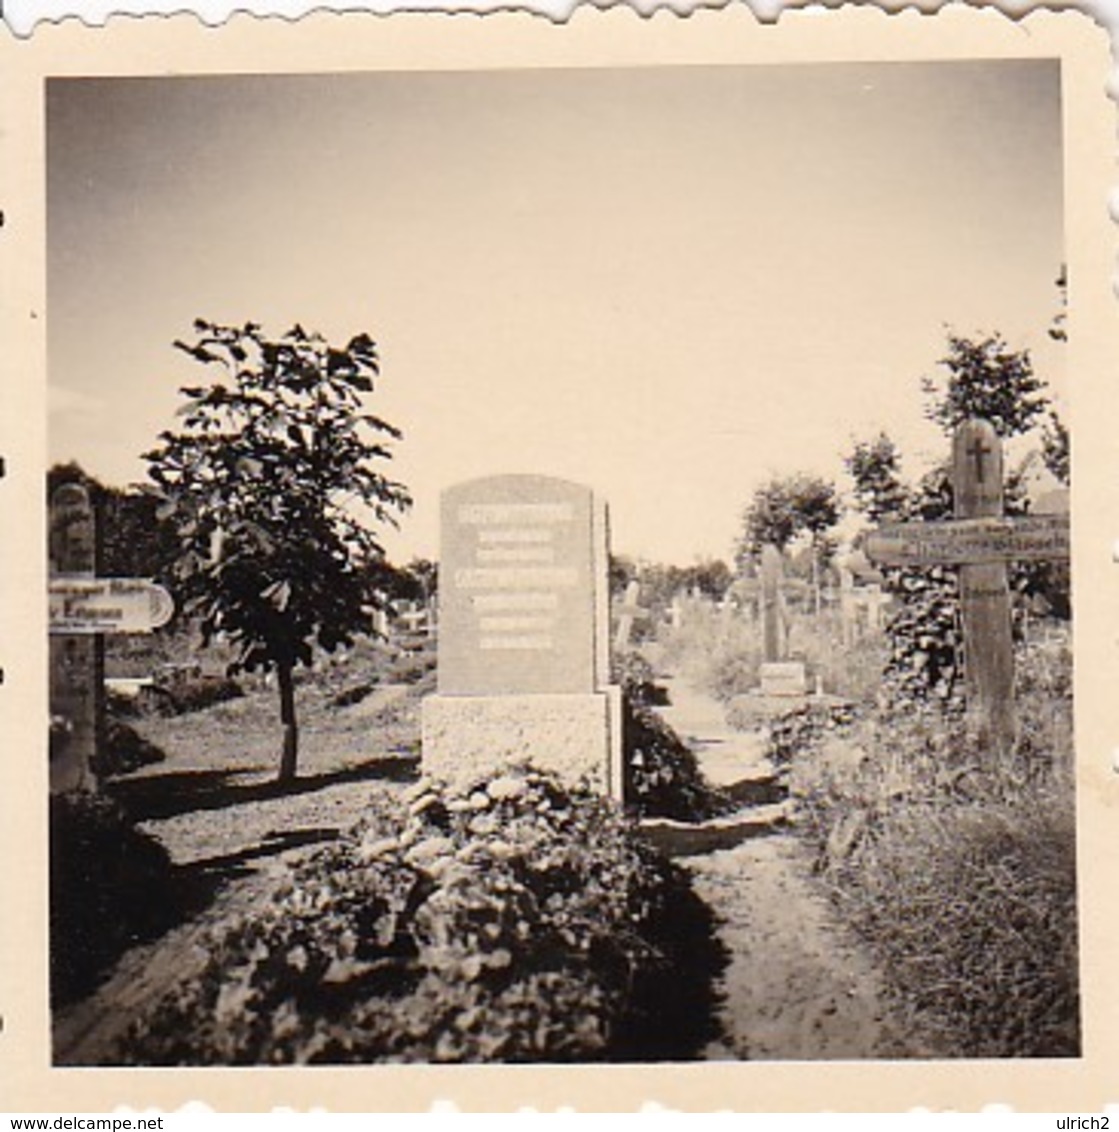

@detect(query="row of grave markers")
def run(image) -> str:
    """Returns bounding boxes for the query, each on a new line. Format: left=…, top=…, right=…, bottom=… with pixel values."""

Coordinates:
left=47, top=417, right=1069, bottom=795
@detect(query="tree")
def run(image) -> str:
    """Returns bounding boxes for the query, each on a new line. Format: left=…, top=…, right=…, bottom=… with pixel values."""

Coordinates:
left=680, top=558, right=733, bottom=602
left=145, top=320, right=411, bottom=783
left=738, top=473, right=840, bottom=615
left=844, top=433, right=910, bottom=524
left=738, top=473, right=840, bottom=558
left=922, top=333, right=1048, bottom=439
left=48, top=462, right=180, bottom=586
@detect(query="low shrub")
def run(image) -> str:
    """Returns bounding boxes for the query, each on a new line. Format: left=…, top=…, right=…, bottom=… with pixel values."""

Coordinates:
left=113, top=767, right=723, bottom=1065
left=661, top=603, right=761, bottom=704
left=761, top=699, right=859, bottom=765
left=623, top=700, right=730, bottom=821
left=664, top=599, right=888, bottom=707
left=1013, top=635, right=1075, bottom=787
left=610, top=649, right=728, bottom=820
left=330, top=679, right=379, bottom=708
left=384, top=649, right=437, bottom=688
left=611, top=650, right=667, bottom=708
left=157, top=674, right=244, bottom=716
left=92, top=718, right=167, bottom=778
left=50, top=791, right=176, bottom=1006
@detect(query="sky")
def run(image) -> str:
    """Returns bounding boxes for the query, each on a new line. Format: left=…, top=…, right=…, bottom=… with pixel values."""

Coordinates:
left=47, top=60, right=1065, bottom=566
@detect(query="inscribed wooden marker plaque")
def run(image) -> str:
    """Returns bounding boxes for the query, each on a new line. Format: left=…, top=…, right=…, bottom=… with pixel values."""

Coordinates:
left=48, top=484, right=103, bottom=792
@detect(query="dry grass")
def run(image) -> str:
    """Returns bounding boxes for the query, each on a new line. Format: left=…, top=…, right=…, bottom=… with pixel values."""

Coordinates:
left=662, top=600, right=887, bottom=707
left=788, top=630, right=1079, bottom=1058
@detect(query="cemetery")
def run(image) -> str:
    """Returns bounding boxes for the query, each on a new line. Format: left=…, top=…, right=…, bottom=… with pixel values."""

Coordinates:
left=47, top=320, right=1078, bottom=1064
left=34, top=62, right=1086, bottom=1082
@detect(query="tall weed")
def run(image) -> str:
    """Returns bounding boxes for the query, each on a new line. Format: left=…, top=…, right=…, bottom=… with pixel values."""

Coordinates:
left=789, top=630, right=1079, bottom=1058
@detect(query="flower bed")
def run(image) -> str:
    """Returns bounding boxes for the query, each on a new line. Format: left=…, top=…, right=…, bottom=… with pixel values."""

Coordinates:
left=114, top=766, right=723, bottom=1064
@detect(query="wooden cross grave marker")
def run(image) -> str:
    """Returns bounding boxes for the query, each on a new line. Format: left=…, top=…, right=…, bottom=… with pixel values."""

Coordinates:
left=49, top=483, right=174, bottom=792
left=864, top=418, right=1070, bottom=754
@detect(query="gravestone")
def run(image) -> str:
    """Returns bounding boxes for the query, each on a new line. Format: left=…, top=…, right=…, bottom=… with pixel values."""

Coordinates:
left=865, top=417, right=1070, bottom=755
left=421, top=475, right=622, bottom=796
left=757, top=543, right=807, bottom=696
left=48, top=483, right=175, bottom=792
left=613, top=579, right=646, bottom=651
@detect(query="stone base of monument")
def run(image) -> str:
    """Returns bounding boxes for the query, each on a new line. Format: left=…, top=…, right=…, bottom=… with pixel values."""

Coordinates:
left=421, top=687, right=624, bottom=800
left=758, top=661, right=808, bottom=697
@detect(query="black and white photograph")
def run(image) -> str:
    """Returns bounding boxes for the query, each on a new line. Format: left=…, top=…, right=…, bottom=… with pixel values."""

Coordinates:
left=6, top=6, right=1116, bottom=1110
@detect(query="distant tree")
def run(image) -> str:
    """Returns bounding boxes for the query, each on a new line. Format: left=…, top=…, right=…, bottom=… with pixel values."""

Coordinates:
left=406, top=557, right=439, bottom=601
left=844, top=433, right=910, bottom=524
left=737, top=473, right=840, bottom=615
left=47, top=462, right=178, bottom=585
left=738, top=473, right=840, bottom=559
left=922, top=333, right=1048, bottom=439
left=145, top=320, right=411, bottom=783
left=609, top=554, right=638, bottom=598
left=680, top=559, right=733, bottom=602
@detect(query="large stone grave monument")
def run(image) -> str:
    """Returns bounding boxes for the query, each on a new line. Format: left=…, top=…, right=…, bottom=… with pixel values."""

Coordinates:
left=421, top=474, right=623, bottom=796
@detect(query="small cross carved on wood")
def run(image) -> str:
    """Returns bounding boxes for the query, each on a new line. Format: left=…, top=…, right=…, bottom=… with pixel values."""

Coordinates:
left=966, top=434, right=993, bottom=484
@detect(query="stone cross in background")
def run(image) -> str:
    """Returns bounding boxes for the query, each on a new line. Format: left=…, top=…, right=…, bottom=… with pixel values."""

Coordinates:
left=757, top=543, right=807, bottom=696
left=760, top=543, right=787, bottom=664
left=613, top=579, right=647, bottom=652
left=865, top=417, right=1070, bottom=754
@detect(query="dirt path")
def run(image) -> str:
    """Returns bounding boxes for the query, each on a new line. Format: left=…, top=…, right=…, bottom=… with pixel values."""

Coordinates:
left=656, top=677, right=905, bottom=1060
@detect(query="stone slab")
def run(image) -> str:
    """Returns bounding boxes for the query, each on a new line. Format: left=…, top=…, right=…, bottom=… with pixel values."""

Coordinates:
left=421, top=687, right=623, bottom=798
left=759, top=661, right=808, bottom=697
left=638, top=801, right=793, bottom=857
left=437, top=475, right=601, bottom=696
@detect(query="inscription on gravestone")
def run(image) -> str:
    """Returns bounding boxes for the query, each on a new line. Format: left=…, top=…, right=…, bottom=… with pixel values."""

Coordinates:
left=438, top=476, right=598, bottom=696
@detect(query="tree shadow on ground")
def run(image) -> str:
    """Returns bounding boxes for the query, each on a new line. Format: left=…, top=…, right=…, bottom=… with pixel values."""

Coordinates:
left=51, top=825, right=236, bottom=1009
left=610, top=867, right=731, bottom=1061
left=51, top=821, right=343, bottom=1011
left=106, top=754, right=420, bottom=822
